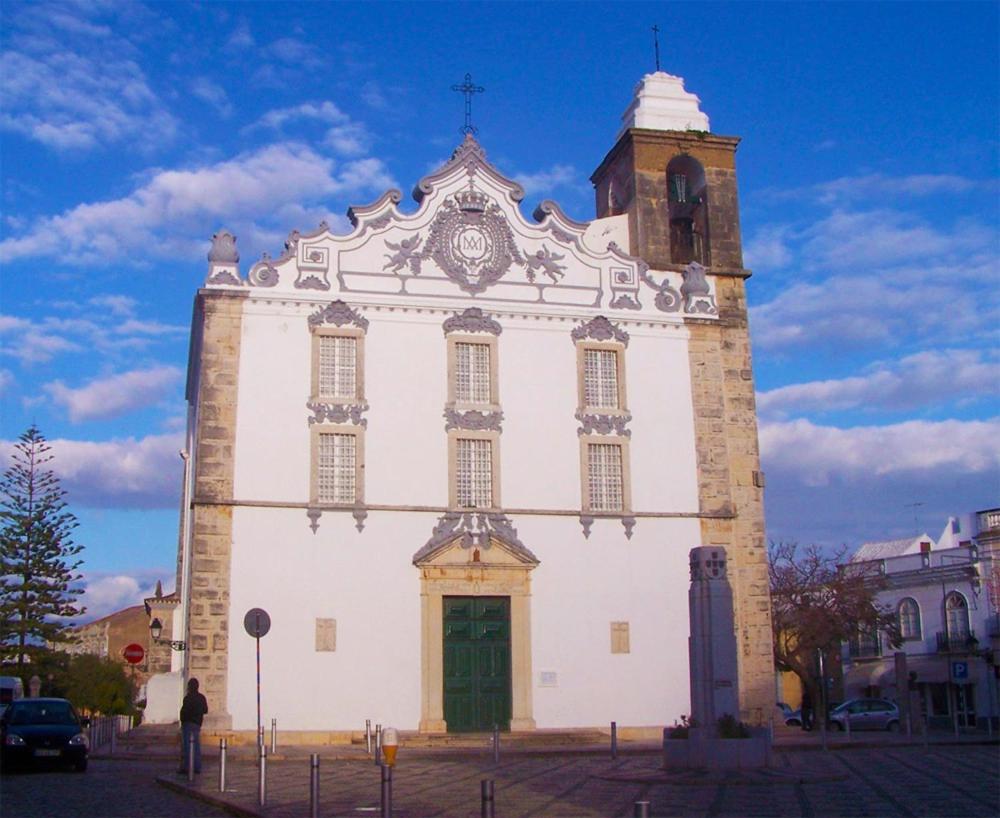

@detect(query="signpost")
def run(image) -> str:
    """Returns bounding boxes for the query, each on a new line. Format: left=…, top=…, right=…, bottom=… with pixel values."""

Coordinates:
left=122, top=643, right=145, bottom=665
left=244, top=608, right=271, bottom=752
left=951, top=661, right=969, bottom=682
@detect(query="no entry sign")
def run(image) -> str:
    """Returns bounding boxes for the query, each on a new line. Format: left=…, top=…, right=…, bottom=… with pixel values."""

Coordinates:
left=122, top=643, right=145, bottom=665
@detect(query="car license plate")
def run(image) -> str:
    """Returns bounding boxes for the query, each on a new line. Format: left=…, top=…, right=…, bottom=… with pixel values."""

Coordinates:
left=35, top=749, right=61, bottom=757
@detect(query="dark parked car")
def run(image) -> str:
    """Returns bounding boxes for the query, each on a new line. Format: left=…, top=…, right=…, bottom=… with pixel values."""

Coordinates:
left=828, top=698, right=900, bottom=732
left=0, top=698, right=89, bottom=772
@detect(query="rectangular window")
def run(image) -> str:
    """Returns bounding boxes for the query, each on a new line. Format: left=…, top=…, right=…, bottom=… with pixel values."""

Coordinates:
left=455, top=438, right=493, bottom=508
left=587, top=442, right=624, bottom=512
left=454, top=342, right=492, bottom=404
left=318, top=335, right=357, bottom=400
left=610, top=621, right=630, bottom=654
left=584, top=348, right=620, bottom=409
left=317, top=432, right=357, bottom=504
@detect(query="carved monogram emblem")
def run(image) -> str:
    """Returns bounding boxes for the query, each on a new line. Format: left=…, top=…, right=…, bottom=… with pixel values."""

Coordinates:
left=422, top=191, right=523, bottom=294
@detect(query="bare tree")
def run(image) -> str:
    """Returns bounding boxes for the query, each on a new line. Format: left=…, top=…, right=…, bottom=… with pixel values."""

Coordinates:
left=0, top=426, right=85, bottom=672
left=769, top=541, right=900, bottom=713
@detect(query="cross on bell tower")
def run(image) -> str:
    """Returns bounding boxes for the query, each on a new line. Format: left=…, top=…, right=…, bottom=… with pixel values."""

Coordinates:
left=451, top=73, right=485, bottom=136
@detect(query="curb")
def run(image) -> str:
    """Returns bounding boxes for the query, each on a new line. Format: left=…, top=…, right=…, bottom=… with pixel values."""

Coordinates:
left=156, top=775, right=262, bottom=818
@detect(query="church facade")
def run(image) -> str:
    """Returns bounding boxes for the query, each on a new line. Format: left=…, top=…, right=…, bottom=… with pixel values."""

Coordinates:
left=173, top=72, right=772, bottom=735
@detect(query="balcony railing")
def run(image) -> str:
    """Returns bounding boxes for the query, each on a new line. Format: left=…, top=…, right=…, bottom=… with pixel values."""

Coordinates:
left=978, top=508, right=1000, bottom=532
left=936, top=630, right=979, bottom=653
left=849, top=634, right=882, bottom=659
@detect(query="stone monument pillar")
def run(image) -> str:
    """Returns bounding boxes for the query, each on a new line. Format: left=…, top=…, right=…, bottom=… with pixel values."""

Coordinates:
left=688, top=546, right=740, bottom=730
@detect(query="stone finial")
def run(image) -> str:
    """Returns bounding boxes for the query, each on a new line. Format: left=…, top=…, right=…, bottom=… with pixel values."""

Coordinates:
left=155, top=580, right=163, bottom=599
left=208, top=230, right=239, bottom=264
left=617, top=71, right=710, bottom=140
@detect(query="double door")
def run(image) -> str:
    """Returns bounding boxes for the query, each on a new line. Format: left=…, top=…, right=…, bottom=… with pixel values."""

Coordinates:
left=443, top=596, right=511, bottom=732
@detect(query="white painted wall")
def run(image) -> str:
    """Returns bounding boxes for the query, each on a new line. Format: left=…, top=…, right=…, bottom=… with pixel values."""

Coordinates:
left=225, top=296, right=705, bottom=731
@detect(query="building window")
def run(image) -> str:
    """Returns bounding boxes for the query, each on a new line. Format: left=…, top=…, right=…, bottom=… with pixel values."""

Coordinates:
left=577, top=343, right=626, bottom=413
left=610, top=621, right=630, bottom=654
left=898, top=598, right=921, bottom=640
left=447, top=334, right=499, bottom=409
left=849, top=628, right=882, bottom=659
left=945, top=592, right=970, bottom=640
left=455, top=342, right=492, bottom=404
left=586, top=441, right=625, bottom=512
left=312, top=428, right=363, bottom=505
left=453, top=436, right=495, bottom=508
left=312, top=329, right=363, bottom=403
left=584, top=349, right=620, bottom=409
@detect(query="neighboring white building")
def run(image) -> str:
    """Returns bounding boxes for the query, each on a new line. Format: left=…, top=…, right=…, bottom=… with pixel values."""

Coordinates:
left=845, top=508, right=1000, bottom=730
left=163, top=72, right=773, bottom=736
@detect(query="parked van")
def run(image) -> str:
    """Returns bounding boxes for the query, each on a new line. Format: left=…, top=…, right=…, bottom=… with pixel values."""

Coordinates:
left=0, top=676, right=25, bottom=716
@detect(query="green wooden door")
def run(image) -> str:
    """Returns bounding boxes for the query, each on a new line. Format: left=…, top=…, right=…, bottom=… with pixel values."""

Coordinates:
left=443, top=596, right=511, bottom=732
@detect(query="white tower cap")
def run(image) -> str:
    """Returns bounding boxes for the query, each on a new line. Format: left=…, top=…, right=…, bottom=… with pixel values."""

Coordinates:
left=617, top=71, right=710, bottom=140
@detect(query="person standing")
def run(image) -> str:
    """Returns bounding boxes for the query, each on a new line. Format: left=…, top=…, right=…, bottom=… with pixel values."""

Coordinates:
left=178, top=677, right=208, bottom=774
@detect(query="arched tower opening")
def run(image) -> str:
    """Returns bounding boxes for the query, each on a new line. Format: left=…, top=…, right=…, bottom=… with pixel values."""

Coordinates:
left=667, top=155, right=710, bottom=266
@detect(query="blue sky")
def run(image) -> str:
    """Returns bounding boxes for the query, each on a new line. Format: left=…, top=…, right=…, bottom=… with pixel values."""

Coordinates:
left=1, top=1, right=998, bottom=621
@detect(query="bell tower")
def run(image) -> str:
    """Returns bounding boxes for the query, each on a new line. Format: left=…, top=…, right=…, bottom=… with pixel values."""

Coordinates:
left=592, top=72, right=772, bottom=725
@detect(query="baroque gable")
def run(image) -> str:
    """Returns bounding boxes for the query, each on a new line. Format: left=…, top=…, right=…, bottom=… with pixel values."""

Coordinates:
left=206, top=136, right=718, bottom=320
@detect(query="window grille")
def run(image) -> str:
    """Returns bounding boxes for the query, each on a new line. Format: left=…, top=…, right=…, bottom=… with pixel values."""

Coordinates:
left=318, top=336, right=357, bottom=399
left=317, top=433, right=356, bottom=504
left=456, top=438, right=492, bottom=508
left=584, top=349, right=619, bottom=409
left=455, top=342, right=491, bottom=404
left=588, top=443, right=623, bottom=511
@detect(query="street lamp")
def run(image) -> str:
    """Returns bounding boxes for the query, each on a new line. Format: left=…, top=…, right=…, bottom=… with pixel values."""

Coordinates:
left=149, top=617, right=187, bottom=651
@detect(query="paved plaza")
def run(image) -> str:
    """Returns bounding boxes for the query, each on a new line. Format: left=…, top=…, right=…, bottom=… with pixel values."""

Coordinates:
left=158, top=739, right=998, bottom=818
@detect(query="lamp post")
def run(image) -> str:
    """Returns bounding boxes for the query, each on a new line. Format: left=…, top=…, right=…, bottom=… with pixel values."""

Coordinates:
left=149, top=617, right=187, bottom=651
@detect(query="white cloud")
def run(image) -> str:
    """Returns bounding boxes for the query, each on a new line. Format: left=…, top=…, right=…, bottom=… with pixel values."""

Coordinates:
left=514, top=164, right=582, bottom=197
left=88, top=295, right=138, bottom=317
left=0, top=18, right=176, bottom=152
left=759, top=417, right=1000, bottom=487
left=191, top=77, right=232, bottom=118
left=249, top=100, right=351, bottom=132
left=0, top=142, right=396, bottom=266
left=79, top=570, right=173, bottom=623
left=0, top=369, right=14, bottom=395
left=757, top=349, right=1000, bottom=417
left=744, top=224, right=794, bottom=270
left=0, top=432, right=184, bottom=509
left=813, top=173, right=981, bottom=206
left=45, top=365, right=183, bottom=422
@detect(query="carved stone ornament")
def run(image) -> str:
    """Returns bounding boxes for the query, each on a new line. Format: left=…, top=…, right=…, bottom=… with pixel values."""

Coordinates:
left=353, top=507, right=368, bottom=532
left=308, top=300, right=370, bottom=332
left=307, top=507, right=322, bottom=534
left=610, top=293, right=641, bottom=310
left=306, top=505, right=367, bottom=533
left=622, top=517, right=636, bottom=539
left=206, top=269, right=243, bottom=286
left=571, top=316, right=629, bottom=347
left=307, top=401, right=369, bottom=428
left=444, top=408, right=503, bottom=432
left=524, top=246, right=567, bottom=283
left=640, top=269, right=682, bottom=313
left=579, top=515, right=595, bottom=539
left=575, top=411, right=632, bottom=438
left=681, top=261, right=718, bottom=315
left=442, top=307, right=502, bottom=336
left=412, top=511, right=538, bottom=564
left=208, top=230, right=239, bottom=264
left=419, top=189, right=525, bottom=294
left=248, top=253, right=279, bottom=287
left=294, top=272, right=330, bottom=291
left=383, top=235, right=423, bottom=273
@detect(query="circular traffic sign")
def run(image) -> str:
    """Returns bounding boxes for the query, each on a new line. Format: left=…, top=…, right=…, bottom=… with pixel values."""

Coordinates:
left=243, top=608, right=271, bottom=638
left=122, top=643, right=145, bottom=665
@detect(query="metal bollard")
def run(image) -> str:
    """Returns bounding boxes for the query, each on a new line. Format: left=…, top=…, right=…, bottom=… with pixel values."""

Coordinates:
left=218, top=738, right=227, bottom=792
left=492, top=724, right=500, bottom=764
left=923, top=714, right=930, bottom=751
left=110, top=721, right=117, bottom=755
left=662, top=726, right=670, bottom=752
left=634, top=801, right=651, bottom=818
left=374, top=724, right=382, bottom=766
left=611, top=721, right=618, bottom=759
left=258, top=745, right=267, bottom=806
left=271, top=717, right=277, bottom=754
left=258, top=725, right=265, bottom=754
left=187, top=733, right=195, bottom=782
left=366, top=719, right=372, bottom=754
left=309, top=753, right=320, bottom=818
left=380, top=763, right=392, bottom=818
left=481, top=779, right=495, bottom=818
left=845, top=714, right=851, bottom=742
left=906, top=712, right=912, bottom=737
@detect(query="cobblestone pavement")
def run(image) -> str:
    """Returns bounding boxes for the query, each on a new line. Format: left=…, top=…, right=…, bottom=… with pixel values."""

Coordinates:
left=158, top=743, right=1000, bottom=818
left=0, top=758, right=231, bottom=818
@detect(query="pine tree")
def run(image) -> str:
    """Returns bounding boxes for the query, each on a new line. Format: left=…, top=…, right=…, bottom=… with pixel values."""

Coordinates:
left=0, top=425, right=85, bottom=672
